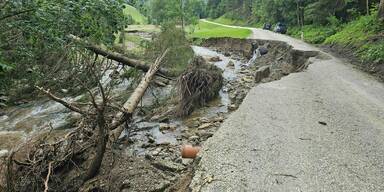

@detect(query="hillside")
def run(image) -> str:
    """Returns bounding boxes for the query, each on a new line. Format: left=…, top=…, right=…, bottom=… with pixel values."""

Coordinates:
left=123, top=4, right=148, bottom=24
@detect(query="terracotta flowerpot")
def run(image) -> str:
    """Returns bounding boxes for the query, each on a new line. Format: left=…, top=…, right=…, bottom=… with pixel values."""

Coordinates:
left=181, top=145, right=201, bottom=159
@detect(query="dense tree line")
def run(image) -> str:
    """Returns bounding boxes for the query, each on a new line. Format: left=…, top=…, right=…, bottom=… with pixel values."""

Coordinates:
left=128, top=0, right=384, bottom=26
left=129, top=0, right=207, bottom=27
left=206, top=0, right=383, bottom=25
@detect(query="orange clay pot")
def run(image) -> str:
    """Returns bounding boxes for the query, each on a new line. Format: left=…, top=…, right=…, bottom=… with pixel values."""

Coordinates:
left=181, top=145, right=201, bottom=159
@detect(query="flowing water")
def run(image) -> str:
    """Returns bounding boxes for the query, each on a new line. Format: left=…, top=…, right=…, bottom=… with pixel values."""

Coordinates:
left=0, top=46, right=251, bottom=155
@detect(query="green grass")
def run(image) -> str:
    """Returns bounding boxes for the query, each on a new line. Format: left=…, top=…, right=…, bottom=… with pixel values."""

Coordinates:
left=324, top=15, right=379, bottom=45
left=190, top=20, right=252, bottom=39
left=325, top=14, right=384, bottom=63
left=287, top=13, right=383, bottom=64
left=123, top=4, right=147, bottom=24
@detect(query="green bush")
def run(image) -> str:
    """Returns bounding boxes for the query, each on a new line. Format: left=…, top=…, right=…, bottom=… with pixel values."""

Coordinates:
left=288, top=16, right=341, bottom=44
left=325, top=12, right=383, bottom=45
left=288, top=25, right=337, bottom=44
left=358, top=41, right=384, bottom=64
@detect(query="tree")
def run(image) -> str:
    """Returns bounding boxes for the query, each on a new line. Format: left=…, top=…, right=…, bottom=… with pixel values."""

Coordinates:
left=149, top=0, right=204, bottom=26
left=379, top=0, right=384, bottom=19
left=0, top=0, right=128, bottom=94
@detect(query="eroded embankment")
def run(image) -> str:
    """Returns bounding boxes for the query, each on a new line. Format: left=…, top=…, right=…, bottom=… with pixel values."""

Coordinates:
left=186, top=37, right=322, bottom=191
left=203, top=37, right=319, bottom=77
left=198, top=37, right=321, bottom=110
left=0, top=37, right=322, bottom=192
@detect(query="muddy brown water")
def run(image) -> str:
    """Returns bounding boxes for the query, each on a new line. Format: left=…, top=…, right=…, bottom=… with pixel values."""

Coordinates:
left=0, top=46, right=252, bottom=157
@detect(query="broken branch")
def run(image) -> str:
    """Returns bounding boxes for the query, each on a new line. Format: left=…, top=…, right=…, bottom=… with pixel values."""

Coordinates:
left=35, top=86, right=87, bottom=115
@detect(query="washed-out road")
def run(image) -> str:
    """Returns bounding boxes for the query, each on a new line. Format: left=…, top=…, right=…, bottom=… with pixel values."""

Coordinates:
left=191, top=20, right=384, bottom=192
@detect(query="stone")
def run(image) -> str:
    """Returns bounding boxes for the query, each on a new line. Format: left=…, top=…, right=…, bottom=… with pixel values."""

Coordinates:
left=147, top=136, right=155, bottom=143
left=198, top=131, right=214, bottom=140
left=199, top=117, right=210, bottom=123
left=182, top=132, right=193, bottom=139
left=182, top=158, right=194, bottom=166
left=208, top=56, right=222, bottom=62
left=212, top=116, right=225, bottom=122
left=227, top=61, right=235, bottom=68
left=157, top=142, right=171, bottom=146
left=145, top=154, right=155, bottom=160
left=224, top=52, right=231, bottom=57
left=159, top=123, right=177, bottom=131
left=150, top=114, right=169, bottom=122
left=198, top=123, right=214, bottom=130
left=214, top=122, right=221, bottom=127
left=152, top=159, right=185, bottom=172
left=242, top=76, right=254, bottom=83
left=152, top=148, right=162, bottom=156
left=188, top=135, right=200, bottom=141
left=228, top=104, right=238, bottom=111
left=239, top=69, right=251, bottom=74
left=258, top=47, right=269, bottom=55
left=254, top=66, right=271, bottom=83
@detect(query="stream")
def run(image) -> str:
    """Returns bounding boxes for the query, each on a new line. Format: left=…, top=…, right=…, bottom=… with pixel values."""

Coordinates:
left=0, top=46, right=251, bottom=156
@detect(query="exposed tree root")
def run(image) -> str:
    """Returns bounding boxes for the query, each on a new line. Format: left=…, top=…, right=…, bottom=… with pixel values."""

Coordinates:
left=176, top=56, right=223, bottom=117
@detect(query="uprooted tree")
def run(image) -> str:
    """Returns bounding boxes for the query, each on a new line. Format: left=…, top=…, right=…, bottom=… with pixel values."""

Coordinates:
left=1, top=47, right=168, bottom=192
left=177, top=56, right=223, bottom=117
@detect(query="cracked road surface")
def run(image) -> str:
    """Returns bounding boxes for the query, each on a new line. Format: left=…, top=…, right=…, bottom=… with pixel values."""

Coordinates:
left=190, top=21, right=384, bottom=192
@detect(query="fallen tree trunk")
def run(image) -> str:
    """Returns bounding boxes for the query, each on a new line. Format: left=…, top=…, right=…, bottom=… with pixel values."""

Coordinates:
left=110, top=49, right=169, bottom=140
left=68, top=35, right=174, bottom=78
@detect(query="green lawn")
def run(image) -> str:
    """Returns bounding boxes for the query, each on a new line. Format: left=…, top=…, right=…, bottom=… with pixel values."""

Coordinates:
left=123, top=4, right=147, bottom=24
left=190, top=20, right=252, bottom=39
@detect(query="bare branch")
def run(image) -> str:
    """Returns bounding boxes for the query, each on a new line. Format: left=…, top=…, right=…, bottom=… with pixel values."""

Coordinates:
left=44, top=162, right=53, bottom=192
left=75, top=78, right=99, bottom=110
left=35, top=86, right=87, bottom=115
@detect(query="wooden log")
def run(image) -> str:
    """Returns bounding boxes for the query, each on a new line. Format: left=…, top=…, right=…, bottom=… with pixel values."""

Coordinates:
left=110, top=49, right=169, bottom=140
left=68, top=35, right=173, bottom=78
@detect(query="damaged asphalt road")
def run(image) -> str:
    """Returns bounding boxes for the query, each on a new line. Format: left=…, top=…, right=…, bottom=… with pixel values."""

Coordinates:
left=190, top=22, right=384, bottom=192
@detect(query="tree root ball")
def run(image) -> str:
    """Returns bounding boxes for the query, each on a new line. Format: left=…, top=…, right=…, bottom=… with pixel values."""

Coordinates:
left=176, top=56, right=223, bottom=117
